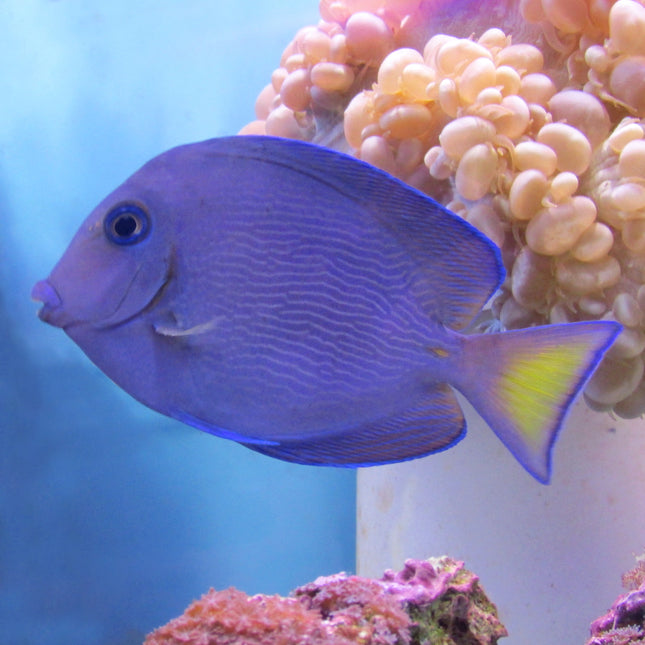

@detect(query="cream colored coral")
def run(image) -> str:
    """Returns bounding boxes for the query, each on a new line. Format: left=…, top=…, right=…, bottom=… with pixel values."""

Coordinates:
left=524, top=0, right=645, bottom=117
left=242, top=0, right=645, bottom=417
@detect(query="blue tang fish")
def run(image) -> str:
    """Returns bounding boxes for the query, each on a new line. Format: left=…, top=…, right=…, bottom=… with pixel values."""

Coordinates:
left=32, top=136, right=620, bottom=483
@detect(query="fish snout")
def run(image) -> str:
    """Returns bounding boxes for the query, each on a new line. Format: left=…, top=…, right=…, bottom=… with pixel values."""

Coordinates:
left=31, top=279, right=66, bottom=327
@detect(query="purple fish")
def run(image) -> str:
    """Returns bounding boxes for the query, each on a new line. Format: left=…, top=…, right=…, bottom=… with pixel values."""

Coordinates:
left=32, top=136, right=620, bottom=482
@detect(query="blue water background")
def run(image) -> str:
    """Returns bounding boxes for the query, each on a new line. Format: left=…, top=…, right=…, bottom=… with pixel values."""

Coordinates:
left=0, top=2, right=356, bottom=643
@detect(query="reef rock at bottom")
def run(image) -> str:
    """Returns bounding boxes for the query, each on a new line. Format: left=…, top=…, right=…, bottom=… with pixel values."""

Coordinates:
left=585, top=553, right=645, bottom=645
left=144, top=556, right=507, bottom=645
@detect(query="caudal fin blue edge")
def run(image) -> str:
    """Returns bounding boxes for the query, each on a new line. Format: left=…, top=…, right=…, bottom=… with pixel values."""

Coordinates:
left=458, top=320, right=622, bottom=483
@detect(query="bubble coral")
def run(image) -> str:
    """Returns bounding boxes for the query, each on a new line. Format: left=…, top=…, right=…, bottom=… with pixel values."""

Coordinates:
left=144, top=557, right=507, bottom=645
left=585, top=553, right=645, bottom=645
left=241, top=0, right=645, bottom=418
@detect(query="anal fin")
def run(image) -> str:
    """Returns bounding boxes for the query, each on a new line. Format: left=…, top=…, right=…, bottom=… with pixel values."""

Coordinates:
left=171, top=409, right=279, bottom=446
left=244, top=383, right=465, bottom=467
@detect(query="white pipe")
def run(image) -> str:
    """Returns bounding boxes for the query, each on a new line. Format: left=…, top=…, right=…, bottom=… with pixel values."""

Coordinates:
left=357, top=397, right=645, bottom=644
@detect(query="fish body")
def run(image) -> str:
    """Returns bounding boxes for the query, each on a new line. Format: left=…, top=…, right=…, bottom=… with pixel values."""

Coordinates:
left=32, top=136, right=620, bottom=482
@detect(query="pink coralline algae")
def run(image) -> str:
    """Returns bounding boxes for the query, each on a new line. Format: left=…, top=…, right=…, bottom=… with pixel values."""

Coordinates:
left=586, top=554, right=645, bottom=645
left=144, top=557, right=507, bottom=645
left=293, top=573, right=412, bottom=644
left=380, top=558, right=507, bottom=644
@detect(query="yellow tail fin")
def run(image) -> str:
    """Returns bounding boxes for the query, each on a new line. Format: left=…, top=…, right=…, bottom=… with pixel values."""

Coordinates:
left=458, top=321, right=621, bottom=483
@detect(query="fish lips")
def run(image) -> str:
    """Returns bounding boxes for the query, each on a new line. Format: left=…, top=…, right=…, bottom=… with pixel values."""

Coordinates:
left=32, top=255, right=172, bottom=331
left=32, top=279, right=67, bottom=328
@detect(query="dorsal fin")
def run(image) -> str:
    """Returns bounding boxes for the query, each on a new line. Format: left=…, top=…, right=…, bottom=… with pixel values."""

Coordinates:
left=209, top=135, right=505, bottom=329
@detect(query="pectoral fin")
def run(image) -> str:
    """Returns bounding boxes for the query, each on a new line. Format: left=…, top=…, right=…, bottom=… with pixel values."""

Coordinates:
left=153, top=316, right=222, bottom=338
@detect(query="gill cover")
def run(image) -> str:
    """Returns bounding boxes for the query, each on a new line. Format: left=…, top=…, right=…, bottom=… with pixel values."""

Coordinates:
left=44, top=200, right=169, bottom=328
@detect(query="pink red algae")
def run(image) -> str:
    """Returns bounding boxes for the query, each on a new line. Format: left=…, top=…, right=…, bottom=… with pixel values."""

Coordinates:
left=586, top=553, right=645, bottom=645
left=144, top=557, right=507, bottom=645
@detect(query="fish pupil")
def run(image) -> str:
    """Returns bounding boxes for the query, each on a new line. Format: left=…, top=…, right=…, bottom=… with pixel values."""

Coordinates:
left=114, top=214, right=137, bottom=238
left=104, top=203, right=149, bottom=245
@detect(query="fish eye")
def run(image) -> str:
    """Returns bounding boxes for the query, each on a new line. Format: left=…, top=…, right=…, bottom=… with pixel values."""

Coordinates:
left=104, top=203, right=150, bottom=246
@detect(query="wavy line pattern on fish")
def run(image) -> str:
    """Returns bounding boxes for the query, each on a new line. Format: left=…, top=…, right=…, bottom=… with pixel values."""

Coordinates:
left=32, top=136, right=621, bottom=482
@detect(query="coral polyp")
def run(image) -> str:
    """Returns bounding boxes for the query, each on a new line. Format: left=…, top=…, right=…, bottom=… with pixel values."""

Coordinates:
left=241, top=0, right=645, bottom=417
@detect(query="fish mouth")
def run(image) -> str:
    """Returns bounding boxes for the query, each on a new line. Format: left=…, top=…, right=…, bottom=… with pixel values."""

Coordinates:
left=31, top=255, right=173, bottom=332
left=31, top=279, right=66, bottom=328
